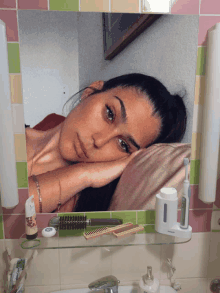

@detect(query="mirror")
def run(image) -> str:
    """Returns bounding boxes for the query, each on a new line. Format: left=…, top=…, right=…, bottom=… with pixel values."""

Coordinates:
left=18, top=10, right=199, bottom=213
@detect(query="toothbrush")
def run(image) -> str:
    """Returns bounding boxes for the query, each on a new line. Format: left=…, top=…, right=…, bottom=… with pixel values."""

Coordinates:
left=180, top=158, right=191, bottom=229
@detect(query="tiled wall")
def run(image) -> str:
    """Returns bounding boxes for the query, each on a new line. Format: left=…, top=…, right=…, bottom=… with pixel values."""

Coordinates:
left=1, top=0, right=220, bottom=292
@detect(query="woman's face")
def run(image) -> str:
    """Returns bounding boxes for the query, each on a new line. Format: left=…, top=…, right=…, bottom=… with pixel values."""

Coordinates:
left=59, top=86, right=161, bottom=163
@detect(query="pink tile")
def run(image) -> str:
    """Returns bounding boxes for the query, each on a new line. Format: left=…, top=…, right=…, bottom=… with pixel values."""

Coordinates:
left=200, top=0, right=220, bottom=14
left=3, top=189, right=29, bottom=215
left=3, top=214, right=26, bottom=239
left=0, top=0, right=16, bottom=8
left=36, top=213, right=58, bottom=229
left=0, top=10, right=18, bottom=42
left=191, top=185, right=213, bottom=209
left=18, top=0, right=48, bottom=10
left=177, top=210, right=212, bottom=232
left=198, top=16, right=220, bottom=46
left=171, top=0, right=199, bottom=14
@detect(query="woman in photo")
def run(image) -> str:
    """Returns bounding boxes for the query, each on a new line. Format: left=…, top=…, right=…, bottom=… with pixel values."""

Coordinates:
left=25, top=73, right=187, bottom=213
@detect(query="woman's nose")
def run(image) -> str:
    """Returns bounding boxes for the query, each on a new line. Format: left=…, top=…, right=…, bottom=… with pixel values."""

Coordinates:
left=92, top=128, right=118, bottom=148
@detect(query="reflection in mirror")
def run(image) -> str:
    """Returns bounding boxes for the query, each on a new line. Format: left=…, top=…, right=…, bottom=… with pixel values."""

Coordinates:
left=18, top=10, right=199, bottom=213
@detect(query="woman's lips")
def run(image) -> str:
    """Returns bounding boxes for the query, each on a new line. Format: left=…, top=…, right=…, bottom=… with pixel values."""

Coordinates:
left=76, top=133, right=89, bottom=159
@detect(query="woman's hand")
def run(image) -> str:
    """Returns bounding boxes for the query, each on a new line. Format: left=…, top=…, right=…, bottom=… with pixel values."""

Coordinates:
left=83, top=150, right=142, bottom=188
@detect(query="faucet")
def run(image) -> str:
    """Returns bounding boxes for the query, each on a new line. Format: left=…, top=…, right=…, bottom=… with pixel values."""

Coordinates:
left=210, top=279, right=220, bottom=293
left=88, top=275, right=120, bottom=293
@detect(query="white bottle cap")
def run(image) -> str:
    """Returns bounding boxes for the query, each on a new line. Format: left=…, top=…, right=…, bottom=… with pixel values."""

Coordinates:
left=42, top=227, right=56, bottom=238
left=160, top=187, right=177, bottom=200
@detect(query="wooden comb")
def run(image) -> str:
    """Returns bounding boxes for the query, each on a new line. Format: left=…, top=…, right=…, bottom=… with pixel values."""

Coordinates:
left=83, top=223, right=134, bottom=240
left=113, top=224, right=144, bottom=239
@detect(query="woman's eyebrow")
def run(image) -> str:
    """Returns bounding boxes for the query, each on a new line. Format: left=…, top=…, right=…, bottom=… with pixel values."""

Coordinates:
left=114, top=96, right=127, bottom=122
left=128, top=136, right=141, bottom=150
left=114, top=96, right=141, bottom=150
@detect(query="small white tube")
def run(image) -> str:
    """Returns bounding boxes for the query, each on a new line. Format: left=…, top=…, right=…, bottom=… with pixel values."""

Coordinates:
left=0, top=19, right=19, bottom=208
left=199, top=23, right=220, bottom=203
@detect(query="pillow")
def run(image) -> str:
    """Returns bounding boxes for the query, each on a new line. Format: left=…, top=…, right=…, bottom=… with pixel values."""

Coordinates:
left=108, top=143, right=191, bottom=211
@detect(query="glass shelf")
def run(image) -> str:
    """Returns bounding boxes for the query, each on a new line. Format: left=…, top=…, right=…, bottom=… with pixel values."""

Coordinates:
left=19, top=228, right=191, bottom=250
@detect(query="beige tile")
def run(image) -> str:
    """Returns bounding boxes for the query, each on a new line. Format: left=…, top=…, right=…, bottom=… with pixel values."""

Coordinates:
left=111, top=0, right=139, bottom=13
left=207, top=233, right=220, bottom=278
left=10, top=74, right=23, bottom=104
left=59, top=247, right=111, bottom=286
left=191, top=132, right=202, bottom=160
left=14, top=134, right=27, bottom=161
left=25, top=285, right=61, bottom=293
left=161, top=233, right=211, bottom=279
left=194, top=76, right=205, bottom=106
left=159, top=278, right=209, bottom=292
left=173, top=278, right=208, bottom=293
left=4, top=239, right=60, bottom=286
left=111, top=245, right=161, bottom=282
left=11, top=104, right=25, bottom=134
left=80, top=0, right=109, bottom=12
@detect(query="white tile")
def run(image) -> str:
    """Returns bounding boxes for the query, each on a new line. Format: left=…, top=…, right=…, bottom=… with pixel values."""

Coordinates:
left=59, top=247, right=111, bottom=286
left=111, top=245, right=161, bottom=282
left=25, top=285, right=61, bottom=293
left=11, top=104, right=25, bottom=134
left=161, top=233, right=211, bottom=279
left=142, top=0, right=170, bottom=13
left=207, top=233, right=220, bottom=278
left=4, top=239, right=60, bottom=286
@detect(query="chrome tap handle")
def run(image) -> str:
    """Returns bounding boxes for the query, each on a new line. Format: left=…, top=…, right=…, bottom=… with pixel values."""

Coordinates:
left=210, top=279, right=220, bottom=293
left=88, top=275, right=120, bottom=292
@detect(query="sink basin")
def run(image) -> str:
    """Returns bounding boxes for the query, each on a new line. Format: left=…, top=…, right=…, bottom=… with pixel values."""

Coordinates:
left=51, top=285, right=176, bottom=293
left=51, top=286, right=138, bottom=293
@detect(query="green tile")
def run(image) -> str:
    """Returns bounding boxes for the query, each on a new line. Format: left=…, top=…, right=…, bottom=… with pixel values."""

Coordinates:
left=138, top=225, right=156, bottom=234
left=49, top=0, right=79, bottom=11
left=58, top=212, right=84, bottom=217
left=0, top=216, right=3, bottom=239
left=85, top=212, right=111, bottom=219
left=16, top=162, right=28, bottom=188
left=137, top=211, right=155, bottom=225
left=59, top=229, right=84, bottom=237
left=190, top=160, right=200, bottom=184
left=212, top=230, right=220, bottom=233
left=111, top=211, right=136, bottom=225
left=196, top=47, right=206, bottom=76
left=8, top=43, right=20, bottom=73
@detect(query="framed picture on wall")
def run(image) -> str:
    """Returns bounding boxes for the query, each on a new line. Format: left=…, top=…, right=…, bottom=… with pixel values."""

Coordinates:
left=102, top=13, right=162, bottom=60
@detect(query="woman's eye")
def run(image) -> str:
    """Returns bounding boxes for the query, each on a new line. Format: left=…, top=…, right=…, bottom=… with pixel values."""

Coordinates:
left=119, top=138, right=131, bottom=154
left=106, top=105, right=115, bottom=122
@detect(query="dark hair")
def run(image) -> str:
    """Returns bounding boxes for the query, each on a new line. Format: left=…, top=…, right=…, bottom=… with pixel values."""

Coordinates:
left=73, top=73, right=187, bottom=212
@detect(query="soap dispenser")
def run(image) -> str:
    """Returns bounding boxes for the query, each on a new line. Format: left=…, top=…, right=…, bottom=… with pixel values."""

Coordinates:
left=139, top=266, right=160, bottom=293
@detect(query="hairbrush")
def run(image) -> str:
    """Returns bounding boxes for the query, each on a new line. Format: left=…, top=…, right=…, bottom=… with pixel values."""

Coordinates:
left=49, top=216, right=123, bottom=230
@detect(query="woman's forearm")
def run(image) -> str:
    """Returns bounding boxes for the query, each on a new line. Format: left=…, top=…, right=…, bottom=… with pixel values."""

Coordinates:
left=28, top=164, right=90, bottom=213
